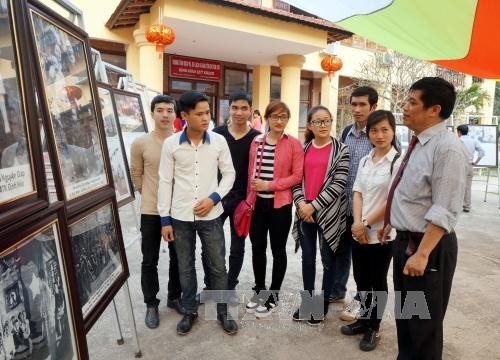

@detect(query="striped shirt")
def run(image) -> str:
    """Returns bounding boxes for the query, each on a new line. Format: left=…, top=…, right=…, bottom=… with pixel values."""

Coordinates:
left=342, top=125, right=373, bottom=215
left=256, top=142, right=275, bottom=198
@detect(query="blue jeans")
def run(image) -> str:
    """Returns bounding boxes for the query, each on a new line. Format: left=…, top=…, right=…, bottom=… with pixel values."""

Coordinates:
left=329, top=215, right=353, bottom=300
left=172, top=218, right=228, bottom=314
left=202, top=210, right=245, bottom=290
left=299, top=221, right=335, bottom=300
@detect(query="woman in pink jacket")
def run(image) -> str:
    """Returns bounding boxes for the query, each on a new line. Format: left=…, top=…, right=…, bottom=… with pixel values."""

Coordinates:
left=245, top=101, right=304, bottom=317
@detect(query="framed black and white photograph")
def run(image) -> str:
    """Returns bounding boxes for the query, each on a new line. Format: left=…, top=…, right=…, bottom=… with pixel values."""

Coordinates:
left=69, top=200, right=128, bottom=331
left=0, top=0, right=50, bottom=230
left=0, top=204, right=87, bottom=359
left=466, top=125, right=498, bottom=167
left=26, top=1, right=110, bottom=202
left=111, top=88, right=148, bottom=162
left=97, top=84, right=134, bottom=207
left=395, top=124, right=411, bottom=155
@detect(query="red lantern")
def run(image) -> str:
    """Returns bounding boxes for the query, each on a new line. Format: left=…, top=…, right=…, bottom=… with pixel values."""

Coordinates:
left=146, top=24, right=176, bottom=58
left=321, top=55, right=343, bottom=81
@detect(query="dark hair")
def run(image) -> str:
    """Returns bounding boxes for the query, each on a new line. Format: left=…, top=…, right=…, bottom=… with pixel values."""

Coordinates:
left=229, top=92, right=252, bottom=106
left=457, top=124, right=469, bottom=135
left=409, top=77, right=456, bottom=119
left=304, top=105, right=332, bottom=144
left=150, top=95, right=176, bottom=113
left=350, top=86, right=378, bottom=107
left=366, top=110, right=399, bottom=152
left=253, top=109, right=261, bottom=117
left=264, top=101, right=290, bottom=120
left=178, top=91, right=209, bottom=114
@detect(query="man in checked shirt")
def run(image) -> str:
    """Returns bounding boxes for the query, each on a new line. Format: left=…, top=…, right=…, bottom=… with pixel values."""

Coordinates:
left=379, top=77, right=469, bottom=359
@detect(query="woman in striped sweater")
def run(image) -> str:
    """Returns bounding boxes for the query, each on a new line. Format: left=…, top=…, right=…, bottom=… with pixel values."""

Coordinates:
left=291, top=105, right=350, bottom=325
left=245, top=101, right=304, bottom=318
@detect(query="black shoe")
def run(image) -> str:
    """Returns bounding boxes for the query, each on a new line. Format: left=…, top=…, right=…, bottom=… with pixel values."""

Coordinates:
left=167, top=298, right=184, bottom=315
left=176, top=312, right=198, bottom=335
left=340, top=320, right=369, bottom=336
left=359, top=328, right=380, bottom=351
left=307, top=314, right=324, bottom=326
left=463, top=208, right=470, bottom=213
left=145, top=306, right=159, bottom=329
left=217, top=313, right=238, bottom=335
left=292, top=308, right=307, bottom=322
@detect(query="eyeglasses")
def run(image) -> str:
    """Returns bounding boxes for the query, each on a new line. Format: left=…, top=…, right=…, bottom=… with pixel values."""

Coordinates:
left=310, top=119, right=332, bottom=127
left=269, top=114, right=289, bottom=122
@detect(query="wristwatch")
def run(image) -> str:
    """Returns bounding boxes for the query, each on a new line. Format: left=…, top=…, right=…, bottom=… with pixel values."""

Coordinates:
left=362, top=219, right=371, bottom=229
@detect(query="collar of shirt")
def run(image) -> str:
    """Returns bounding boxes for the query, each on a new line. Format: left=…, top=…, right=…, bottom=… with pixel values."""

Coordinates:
left=253, top=132, right=289, bottom=143
left=367, top=146, right=399, bottom=165
left=348, top=124, right=367, bottom=137
left=179, top=128, right=211, bottom=145
left=416, top=121, right=446, bottom=146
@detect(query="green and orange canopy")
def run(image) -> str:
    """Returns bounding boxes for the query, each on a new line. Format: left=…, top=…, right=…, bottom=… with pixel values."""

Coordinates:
left=286, top=0, right=499, bottom=79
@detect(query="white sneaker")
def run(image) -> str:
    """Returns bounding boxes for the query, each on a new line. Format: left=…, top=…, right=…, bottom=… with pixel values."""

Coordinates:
left=255, top=300, right=277, bottom=318
left=246, top=293, right=263, bottom=313
left=340, top=299, right=361, bottom=321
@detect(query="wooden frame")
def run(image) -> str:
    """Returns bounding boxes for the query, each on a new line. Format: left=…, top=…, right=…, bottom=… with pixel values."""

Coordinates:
left=0, top=0, right=49, bottom=231
left=0, top=202, right=88, bottom=359
left=68, top=198, right=129, bottom=333
left=24, top=0, right=115, bottom=216
left=110, top=87, right=148, bottom=163
left=97, top=83, right=135, bottom=207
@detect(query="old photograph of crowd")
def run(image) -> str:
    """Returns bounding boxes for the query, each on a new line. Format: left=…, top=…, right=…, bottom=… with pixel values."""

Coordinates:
left=30, top=10, right=107, bottom=199
left=0, top=223, right=76, bottom=359
left=69, top=203, right=123, bottom=318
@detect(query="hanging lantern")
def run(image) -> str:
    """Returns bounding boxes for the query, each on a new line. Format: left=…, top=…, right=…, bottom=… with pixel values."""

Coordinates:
left=146, top=24, right=176, bottom=58
left=321, top=55, right=343, bottom=81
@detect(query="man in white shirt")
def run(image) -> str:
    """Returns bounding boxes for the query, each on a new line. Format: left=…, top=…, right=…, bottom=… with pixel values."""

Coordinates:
left=456, top=124, right=485, bottom=212
left=158, top=91, right=237, bottom=335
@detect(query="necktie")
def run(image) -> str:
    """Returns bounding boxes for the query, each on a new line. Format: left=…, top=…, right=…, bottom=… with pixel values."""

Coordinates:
left=383, top=135, right=419, bottom=227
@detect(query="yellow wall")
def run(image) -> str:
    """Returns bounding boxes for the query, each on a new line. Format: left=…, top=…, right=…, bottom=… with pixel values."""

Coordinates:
left=161, top=0, right=326, bottom=48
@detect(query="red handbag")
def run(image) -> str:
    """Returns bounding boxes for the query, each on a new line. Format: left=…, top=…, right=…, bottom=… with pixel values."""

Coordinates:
left=233, top=136, right=266, bottom=237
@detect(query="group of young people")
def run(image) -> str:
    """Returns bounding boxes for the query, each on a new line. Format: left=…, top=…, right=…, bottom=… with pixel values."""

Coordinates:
left=131, top=76, right=468, bottom=359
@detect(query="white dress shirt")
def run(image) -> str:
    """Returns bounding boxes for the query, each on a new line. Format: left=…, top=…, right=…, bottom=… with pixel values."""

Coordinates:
left=157, top=130, right=235, bottom=225
left=353, top=146, right=401, bottom=244
left=390, top=122, right=469, bottom=233
left=459, top=134, right=485, bottom=163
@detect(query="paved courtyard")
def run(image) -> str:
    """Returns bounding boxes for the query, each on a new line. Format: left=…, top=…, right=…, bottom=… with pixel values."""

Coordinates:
left=87, top=175, right=500, bottom=359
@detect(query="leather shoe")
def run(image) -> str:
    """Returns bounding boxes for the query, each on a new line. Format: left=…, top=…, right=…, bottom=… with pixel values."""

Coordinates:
left=360, top=328, right=380, bottom=351
left=177, top=312, right=198, bottom=335
left=167, top=297, right=184, bottom=315
left=217, top=313, right=238, bottom=335
left=145, top=306, right=159, bottom=329
left=341, top=320, right=368, bottom=336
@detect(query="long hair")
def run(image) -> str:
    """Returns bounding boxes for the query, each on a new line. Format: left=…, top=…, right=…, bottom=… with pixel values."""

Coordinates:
left=366, top=110, right=400, bottom=152
left=304, top=105, right=333, bottom=144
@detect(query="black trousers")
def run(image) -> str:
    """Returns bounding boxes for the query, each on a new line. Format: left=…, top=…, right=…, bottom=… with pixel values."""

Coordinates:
left=140, top=214, right=182, bottom=306
left=393, top=231, right=458, bottom=360
left=352, top=239, right=393, bottom=330
left=249, top=197, right=292, bottom=292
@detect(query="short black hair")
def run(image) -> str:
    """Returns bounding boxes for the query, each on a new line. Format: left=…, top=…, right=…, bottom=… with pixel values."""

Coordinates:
left=457, top=124, right=469, bottom=135
left=229, top=92, right=252, bottom=106
left=150, top=95, right=176, bottom=113
left=178, top=91, right=209, bottom=114
left=409, top=77, right=456, bottom=119
left=350, top=86, right=378, bottom=107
